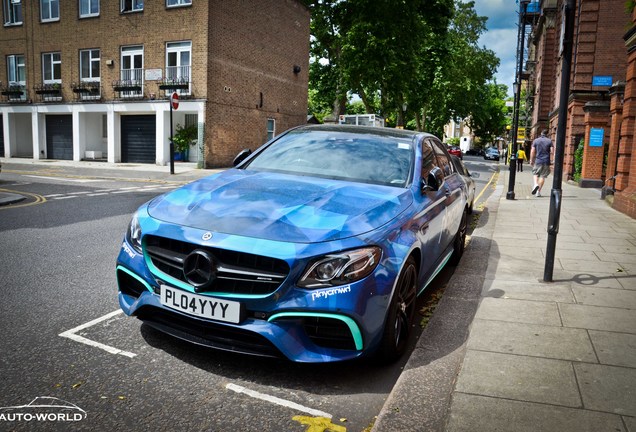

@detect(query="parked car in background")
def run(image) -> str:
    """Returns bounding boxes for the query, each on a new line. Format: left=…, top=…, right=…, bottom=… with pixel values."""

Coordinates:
left=465, top=148, right=484, bottom=156
left=447, top=145, right=463, bottom=159
left=450, top=155, right=479, bottom=214
left=116, top=125, right=468, bottom=363
left=483, top=147, right=500, bottom=161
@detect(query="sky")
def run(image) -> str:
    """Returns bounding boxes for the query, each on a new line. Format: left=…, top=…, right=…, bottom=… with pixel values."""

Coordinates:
left=471, top=0, right=521, bottom=97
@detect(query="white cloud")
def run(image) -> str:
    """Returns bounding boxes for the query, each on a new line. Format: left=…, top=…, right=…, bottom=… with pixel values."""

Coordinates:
left=472, top=0, right=521, bottom=97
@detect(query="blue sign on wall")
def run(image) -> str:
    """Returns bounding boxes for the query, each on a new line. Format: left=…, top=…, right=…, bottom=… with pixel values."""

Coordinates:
left=589, top=128, right=604, bottom=147
left=592, top=76, right=613, bottom=87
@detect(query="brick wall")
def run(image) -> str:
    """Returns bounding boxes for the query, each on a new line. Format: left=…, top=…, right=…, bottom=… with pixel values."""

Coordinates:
left=205, top=0, right=310, bottom=167
left=0, top=1, right=210, bottom=100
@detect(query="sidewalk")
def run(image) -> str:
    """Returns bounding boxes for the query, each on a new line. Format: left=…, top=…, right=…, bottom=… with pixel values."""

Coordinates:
left=374, top=165, right=636, bottom=432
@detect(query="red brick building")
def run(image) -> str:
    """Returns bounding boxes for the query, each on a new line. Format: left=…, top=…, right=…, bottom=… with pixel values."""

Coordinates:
left=527, top=0, right=636, bottom=218
left=0, top=0, right=309, bottom=168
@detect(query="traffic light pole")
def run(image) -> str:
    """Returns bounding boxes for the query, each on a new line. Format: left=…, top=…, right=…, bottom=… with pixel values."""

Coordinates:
left=507, top=1, right=528, bottom=200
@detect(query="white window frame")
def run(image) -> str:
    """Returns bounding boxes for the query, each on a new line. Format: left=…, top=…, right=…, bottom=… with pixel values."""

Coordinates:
left=42, top=52, right=62, bottom=84
left=120, top=0, right=143, bottom=13
left=79, top=0, right=99, bottom=18
left=120, top=45, right=144, bottom=97
left=7, top=54, right=25, bottom=85
left=167, top=0, right=191, bottom=7
left=267, top=119, right=276, bottom=141
left=166, top=40, right=191, bottom=94
left=80, top=49, right=100, bottom=81
left=40, top=0, right=59, bottom=22
left=3, top=0, right=22, bottom=26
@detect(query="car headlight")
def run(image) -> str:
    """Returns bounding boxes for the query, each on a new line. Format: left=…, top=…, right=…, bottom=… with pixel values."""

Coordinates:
left=298, top=247, right=382, bottom=288
left=126, top=213, right=143, bottom=254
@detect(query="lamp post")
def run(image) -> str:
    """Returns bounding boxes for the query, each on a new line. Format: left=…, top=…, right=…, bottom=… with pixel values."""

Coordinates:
left=506, top=0, right=529, bottom=200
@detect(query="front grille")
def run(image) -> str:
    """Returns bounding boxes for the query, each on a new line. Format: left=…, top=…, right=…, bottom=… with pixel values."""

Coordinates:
left=136, top=307, right=283, bottom=358
left=303, top=317, right=357, bottom=350
left=145, top=235, right=290, bottom=296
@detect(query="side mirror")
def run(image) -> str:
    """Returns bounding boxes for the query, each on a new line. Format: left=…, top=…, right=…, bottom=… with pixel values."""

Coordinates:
left=421, top=167, right=444, bottom=193
left=232, top=149, right=252, bottom=167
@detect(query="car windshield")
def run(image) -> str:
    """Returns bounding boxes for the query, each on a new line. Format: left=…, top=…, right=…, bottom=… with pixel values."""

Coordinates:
left=243, top=129, right=415, bottom=187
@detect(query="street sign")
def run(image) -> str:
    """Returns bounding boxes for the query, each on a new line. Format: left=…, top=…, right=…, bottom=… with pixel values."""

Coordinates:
left=170, top=92, right=179, bottom=110
left=589, top=128, right=604, bottom=147
left=592, top=75, right=613, bottom=87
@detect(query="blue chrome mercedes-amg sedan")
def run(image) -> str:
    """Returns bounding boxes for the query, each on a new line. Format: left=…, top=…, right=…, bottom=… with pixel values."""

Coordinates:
left=116, top=125, right=467, bottom=363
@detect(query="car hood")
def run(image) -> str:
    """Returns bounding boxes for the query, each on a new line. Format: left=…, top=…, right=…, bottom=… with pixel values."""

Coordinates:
left=147, top=170, right=412, bottom=243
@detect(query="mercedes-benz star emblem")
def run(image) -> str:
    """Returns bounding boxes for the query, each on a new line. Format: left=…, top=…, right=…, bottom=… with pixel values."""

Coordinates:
left=202, top=232, right=213, bottom=241
left=183, top=249, right=217, bottom=291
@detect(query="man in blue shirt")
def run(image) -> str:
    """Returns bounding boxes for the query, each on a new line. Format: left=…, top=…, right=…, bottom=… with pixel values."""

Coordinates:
left=530, top=130, right=554, bottom=197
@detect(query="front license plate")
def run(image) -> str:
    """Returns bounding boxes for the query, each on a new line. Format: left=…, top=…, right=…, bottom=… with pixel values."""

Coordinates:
left=160, top=285, right=243, bottom=324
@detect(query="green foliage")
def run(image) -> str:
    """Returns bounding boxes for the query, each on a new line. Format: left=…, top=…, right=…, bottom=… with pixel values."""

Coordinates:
left=627, top=0, right=636, bottom=13
left=172, top=124, right=197, bottom=153
left=573, top=139, right=584, bottom=182
left=308, top=0, right=502, bottom=136
left=446, top=137, right=460, bottom=145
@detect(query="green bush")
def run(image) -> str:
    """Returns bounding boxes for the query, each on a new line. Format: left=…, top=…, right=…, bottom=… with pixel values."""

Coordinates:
left=172, top=124, right=198, bottom=153
left=573, top=139, right=584, bottom=182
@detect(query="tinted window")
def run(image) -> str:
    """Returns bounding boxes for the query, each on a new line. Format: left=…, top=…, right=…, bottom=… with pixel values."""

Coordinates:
left=431, top=140, right=453, bottom=177
left=245, top=129, right=414, bottom=187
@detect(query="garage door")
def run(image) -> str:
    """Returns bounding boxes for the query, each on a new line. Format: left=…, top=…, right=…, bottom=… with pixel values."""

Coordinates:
left=46, top=115, right=73, bottom=160
left=121, top=115, right=156, bottom=163
left=0, top=115, right=4, bottom=157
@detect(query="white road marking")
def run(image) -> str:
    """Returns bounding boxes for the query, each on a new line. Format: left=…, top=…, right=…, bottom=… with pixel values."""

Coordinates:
left=53, top=196, right=78, bottom=200
left=87, top=193, right=109, bottom=197
left=112, top=189, right=141, bottom=194
left=226, top=383, right=332, bottom=419
left=59, top=310, right=137, bottom=358
left=44, top=194, right=64, bottom=197
left=23, top=175, right=101, bottom=183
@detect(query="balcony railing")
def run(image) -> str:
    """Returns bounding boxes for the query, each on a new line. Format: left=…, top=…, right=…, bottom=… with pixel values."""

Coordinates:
left=34, top=83, right=63, bottom=102
left=0, top=83, right=28, bottom=102
left=159, top=65, right=191, bottom=97
left=113, top=68, right=144, bottom=99
left=72, top=81, right=101, bottom=101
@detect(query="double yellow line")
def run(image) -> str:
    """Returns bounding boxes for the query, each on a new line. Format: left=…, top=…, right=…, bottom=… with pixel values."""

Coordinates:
left=473, top=169, right=499, bottom=208
left=0, top=188, right=47, bottom=210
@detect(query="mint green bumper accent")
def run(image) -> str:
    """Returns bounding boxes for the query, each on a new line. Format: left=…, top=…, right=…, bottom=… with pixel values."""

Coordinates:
left=268, top=312, right=363, bottom=351
left=117, top=265, right=154, bottom=293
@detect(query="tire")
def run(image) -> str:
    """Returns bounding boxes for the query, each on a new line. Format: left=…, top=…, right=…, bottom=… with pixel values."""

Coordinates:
left=376, top=256, right=418, bottom=363
left=450, top=209, right=468, bottom=266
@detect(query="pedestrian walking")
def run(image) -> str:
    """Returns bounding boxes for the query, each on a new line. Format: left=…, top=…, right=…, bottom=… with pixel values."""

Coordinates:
left=530, top=129, right=554, bottom=197
left=516, top=148, right=527, bottom=172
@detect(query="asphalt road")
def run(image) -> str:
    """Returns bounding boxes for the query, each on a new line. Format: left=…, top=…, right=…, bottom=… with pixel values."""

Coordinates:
left=0, top=159, right=497, bottom=432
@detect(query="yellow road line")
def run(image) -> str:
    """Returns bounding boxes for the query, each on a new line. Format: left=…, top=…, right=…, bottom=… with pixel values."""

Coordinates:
left=0, top=188, right=47, bottom=209
left=473, top=170, right=499, bottom=207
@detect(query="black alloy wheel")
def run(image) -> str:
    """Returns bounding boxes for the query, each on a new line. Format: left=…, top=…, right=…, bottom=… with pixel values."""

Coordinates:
left=450, top=209, right=468, bottom=266
left=377, top=256, right=418, bottom=363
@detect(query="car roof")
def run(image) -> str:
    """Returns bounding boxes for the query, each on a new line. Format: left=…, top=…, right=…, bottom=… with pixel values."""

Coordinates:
left=294, top=124, right=438, bottom=140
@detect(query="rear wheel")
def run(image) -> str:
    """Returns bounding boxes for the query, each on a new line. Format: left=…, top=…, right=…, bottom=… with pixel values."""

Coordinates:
left=377, top=256, right=418, bottom=363
left=450, top=210, right=468, bottom=265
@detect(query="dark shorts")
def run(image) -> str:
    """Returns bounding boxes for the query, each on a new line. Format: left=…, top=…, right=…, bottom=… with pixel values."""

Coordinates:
left=532, top=164, right=551, bottom=178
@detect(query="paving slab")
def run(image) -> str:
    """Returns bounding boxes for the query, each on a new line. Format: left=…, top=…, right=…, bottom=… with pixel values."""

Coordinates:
left=559, top=304, right=636, bottom=334
left=467, top=319, right=597, bottom=362
left=572, top=286, right=636, bottom=309
left=589, top=331, right=636, bottom=368
left=446, top=393, right=626, bottom=432
left=475, top=297, right=562, bottom=326
left=560, top=258, right=626, bottom=273
left=481, top=279, right=575, bottom=303
left=575, top=363, right=636, bottom=416
left=454, top=350, right=581, bottom=407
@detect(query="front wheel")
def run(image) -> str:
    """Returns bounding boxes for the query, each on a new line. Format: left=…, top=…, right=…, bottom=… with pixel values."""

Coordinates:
left=376, top=256, right=418, bottom=363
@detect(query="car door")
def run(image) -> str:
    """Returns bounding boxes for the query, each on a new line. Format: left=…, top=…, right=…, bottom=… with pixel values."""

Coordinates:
left=412, top=139, right=448, bottom=281
left=430, top=139, right=465, bottom=251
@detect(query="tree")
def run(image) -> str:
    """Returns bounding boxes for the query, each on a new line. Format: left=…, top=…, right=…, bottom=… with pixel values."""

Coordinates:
left=469, top=83, right=509, bottom=144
